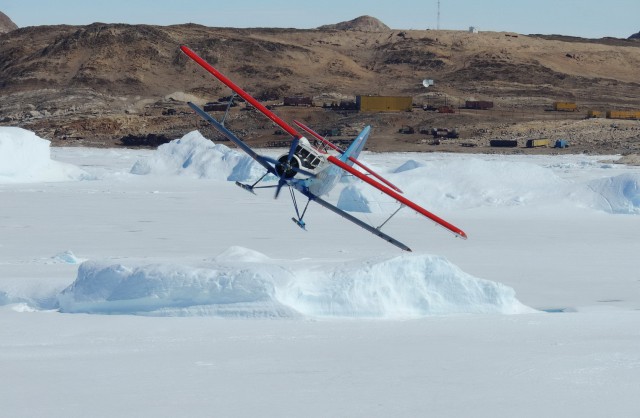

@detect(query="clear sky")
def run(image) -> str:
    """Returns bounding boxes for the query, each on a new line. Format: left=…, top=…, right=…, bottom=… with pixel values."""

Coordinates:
left=2, top=0, right=638, bottom=39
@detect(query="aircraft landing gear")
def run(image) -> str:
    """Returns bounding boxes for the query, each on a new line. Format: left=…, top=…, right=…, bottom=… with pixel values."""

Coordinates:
left=291, top=218, right=306, bottom=230
left=290, top=188, right=311, bottom=231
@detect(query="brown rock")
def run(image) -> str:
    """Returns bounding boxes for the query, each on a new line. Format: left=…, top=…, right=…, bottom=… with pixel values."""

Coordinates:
left=0, top=11, right=18, bottom=33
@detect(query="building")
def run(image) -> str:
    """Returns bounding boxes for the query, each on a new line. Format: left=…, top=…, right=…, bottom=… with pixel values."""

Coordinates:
left=356, top=96, right=412, bottom=112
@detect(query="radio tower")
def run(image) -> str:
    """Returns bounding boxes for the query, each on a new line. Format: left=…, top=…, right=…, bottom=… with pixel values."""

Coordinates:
left=437, top=0, right=441, bottom=30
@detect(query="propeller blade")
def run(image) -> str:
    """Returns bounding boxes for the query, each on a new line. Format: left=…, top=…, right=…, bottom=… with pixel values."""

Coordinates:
left=260, top=155, right=281, bottom=166
left=260, top=155, right=279, bottom=168
left=287, top=137, right=300, bottom=164
left=275, top=178, right=286, bottom=199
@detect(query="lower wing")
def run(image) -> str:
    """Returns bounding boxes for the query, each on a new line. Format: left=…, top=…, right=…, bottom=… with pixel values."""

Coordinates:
left=299, top=189, right=412, bottom=252
left=187, top=102, right=277, bottom=176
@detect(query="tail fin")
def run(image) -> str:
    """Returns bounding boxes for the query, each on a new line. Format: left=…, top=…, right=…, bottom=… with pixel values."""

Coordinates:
left=341, top=126, right=370, bottom=163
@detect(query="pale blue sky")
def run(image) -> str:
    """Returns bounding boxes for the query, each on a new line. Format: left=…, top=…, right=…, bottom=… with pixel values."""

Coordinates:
left=2, top=0, right=638, bottom=39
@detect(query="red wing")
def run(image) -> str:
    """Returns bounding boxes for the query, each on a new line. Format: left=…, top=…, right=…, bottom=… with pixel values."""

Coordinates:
left=181, top=45, right=302, bottom=140
left=327, top=156, right=467, bottom=239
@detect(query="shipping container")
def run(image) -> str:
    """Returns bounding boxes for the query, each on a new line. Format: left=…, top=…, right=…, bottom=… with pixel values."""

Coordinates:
left=554, top=140, right=569, bottom=148
left=526, top=139, right=550, bottom=148
left=465, top=100, right=494, bottom=110
left=357, top=96, right=412, bottom=112
left=490, top=139, right=518, bottom=147
left=553, top=102, right=577, bottom=112
left=606, top=110, right=640, bottom=120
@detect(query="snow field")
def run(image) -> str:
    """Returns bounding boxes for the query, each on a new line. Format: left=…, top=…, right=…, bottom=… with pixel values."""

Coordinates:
left=2, top=127, right=640, bottom=417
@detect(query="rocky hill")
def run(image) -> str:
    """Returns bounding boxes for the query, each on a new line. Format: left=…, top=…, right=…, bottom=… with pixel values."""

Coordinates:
left=1, top=17, right=639, bottom=155
left=317, top=15, right=390, bottom=32
left=0, top=11, right=18, bottom=33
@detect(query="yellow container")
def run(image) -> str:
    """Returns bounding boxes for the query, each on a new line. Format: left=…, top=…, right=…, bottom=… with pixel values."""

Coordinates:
left=554, top=102, right=577, bottom=112
left=606, top=110, right=640, bottom=120
left=587, top=110, right=603, bottom=118
left=526, top=139, right=550, bottom=148
left=357, top=96, right=413, bottom=112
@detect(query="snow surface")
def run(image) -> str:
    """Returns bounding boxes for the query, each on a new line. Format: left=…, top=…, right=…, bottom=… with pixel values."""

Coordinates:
left=1, top=127, right=640, bottom=417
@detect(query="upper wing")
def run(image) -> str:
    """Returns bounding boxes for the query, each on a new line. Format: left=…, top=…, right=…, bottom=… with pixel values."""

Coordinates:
left=181, top=45, right=303, bottom=141
left=327, top=155, right=468, bottom=239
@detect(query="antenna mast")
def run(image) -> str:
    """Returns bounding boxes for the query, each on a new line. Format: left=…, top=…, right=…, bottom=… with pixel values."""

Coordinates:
left=437, top=0, right=441, bottom=30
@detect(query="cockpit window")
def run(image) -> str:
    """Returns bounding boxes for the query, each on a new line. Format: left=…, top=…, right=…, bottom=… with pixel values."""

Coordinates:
left=295, top=143, right=322, bottom=169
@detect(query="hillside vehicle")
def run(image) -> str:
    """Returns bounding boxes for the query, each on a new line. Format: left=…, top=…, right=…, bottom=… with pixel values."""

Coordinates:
left=431, top=128, right=459, bottom=139
left=180, top=46, right=467, bottom=251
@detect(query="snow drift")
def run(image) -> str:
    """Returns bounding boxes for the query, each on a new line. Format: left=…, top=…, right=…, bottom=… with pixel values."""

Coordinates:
left=57, top=247, right=533, bottom=317
left=57, top=258, right=299, bottom=317
left=338, top=157, right=569, bottom=212
left=588, top=173, right=640, bottom=214
left=338, top=156, right=640, bottom=216
left=0, top=127, right=89, bottom=183
left=278, top=255, right=534, bottom=317
left=130, top=131, right=263, bottom=181
left=123, top=129, right=640, bottom=218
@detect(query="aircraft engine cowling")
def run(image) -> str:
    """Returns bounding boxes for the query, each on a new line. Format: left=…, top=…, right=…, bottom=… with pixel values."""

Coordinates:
left=275, top=154, right=301, bottom=179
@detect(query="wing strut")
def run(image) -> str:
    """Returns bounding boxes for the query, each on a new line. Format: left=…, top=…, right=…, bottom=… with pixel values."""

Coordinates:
left=377, top=204, right=405, bottom=230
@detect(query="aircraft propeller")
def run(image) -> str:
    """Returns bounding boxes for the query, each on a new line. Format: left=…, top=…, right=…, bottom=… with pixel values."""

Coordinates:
left=260, top=137, right=316, bottom=199
left=275, top=137, right=299, bottom=198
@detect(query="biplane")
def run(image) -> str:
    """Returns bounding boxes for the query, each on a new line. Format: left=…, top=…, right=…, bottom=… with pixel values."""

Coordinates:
left=180, top=45, right=467, bottom=251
